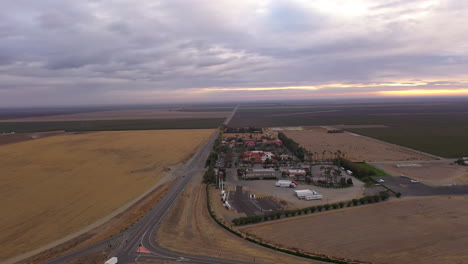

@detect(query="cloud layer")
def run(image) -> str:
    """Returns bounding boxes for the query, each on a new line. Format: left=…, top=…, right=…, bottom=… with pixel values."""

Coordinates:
left=1, top=0, right=468, bottom=106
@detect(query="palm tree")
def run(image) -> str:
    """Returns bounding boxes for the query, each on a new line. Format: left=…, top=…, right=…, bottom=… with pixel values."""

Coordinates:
left=307, top=151, right=314, bottom=172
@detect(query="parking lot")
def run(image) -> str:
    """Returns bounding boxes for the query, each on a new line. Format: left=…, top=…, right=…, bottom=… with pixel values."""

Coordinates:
left=225, top=168, right=366, bottom=209
left=227, top=186, right=282, bottom=216
left=375, top=176, right=468, bottom=196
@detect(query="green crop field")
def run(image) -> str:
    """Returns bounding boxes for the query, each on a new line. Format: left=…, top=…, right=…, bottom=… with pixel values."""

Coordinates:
left=347, top=122, right=468, bottom=158
left=228, top=99, right=468, bottom=158
left=0, top=118, right=224, bottom=133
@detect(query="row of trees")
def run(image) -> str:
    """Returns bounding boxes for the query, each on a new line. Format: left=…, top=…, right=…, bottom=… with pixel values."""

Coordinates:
left=225, top=126, right=262, bottom=133
left=278, top=132, right=307, bottom=161
left=335, top=158, right=375, bottom=180
left=203, top=132, right=223, bottom=183
left=233, top=192, right=390, bottom=226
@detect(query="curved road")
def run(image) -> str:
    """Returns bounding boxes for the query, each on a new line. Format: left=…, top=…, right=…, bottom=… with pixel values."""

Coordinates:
left=44, top=107, right=262, bottom=264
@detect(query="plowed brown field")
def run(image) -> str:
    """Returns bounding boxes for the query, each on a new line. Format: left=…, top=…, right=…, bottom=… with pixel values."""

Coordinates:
left=241, top=196, right=468, bottom=264
left=284, top=127, right=435, bottom=162
left=0, top=129, right=213, bottom=262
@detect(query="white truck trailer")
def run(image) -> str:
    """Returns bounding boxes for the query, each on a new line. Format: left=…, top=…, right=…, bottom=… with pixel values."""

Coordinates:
left=275, top=180, right=296, bottom=188
left=104, top=257, right=118, bottom=264
left=295, top=189, right=323, bottom=200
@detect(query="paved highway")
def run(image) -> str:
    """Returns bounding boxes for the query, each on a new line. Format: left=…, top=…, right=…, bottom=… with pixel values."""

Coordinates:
left=44, top=108, right=261, bottom=264
left=223, top=105, right=239, bottom=126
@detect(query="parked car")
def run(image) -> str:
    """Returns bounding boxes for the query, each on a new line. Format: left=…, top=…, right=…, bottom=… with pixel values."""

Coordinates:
left=378, top=179, right=385, bottom=183
left=410, top=179, right=419, bottom=183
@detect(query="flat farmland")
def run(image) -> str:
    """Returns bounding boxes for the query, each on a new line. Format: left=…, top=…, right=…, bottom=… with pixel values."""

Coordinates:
left=0, top=129, right=213, bottom=262
left=0, top=108, right=230, bottom=122
left=283, top=127, right=435, bottom=162
left=0, top=118, right=224, bottom=133
left=0, top=131, right=67, bottom=146
left=241, top=196, right=468, bottom=264
left=229, top=99, right=468, bottom=158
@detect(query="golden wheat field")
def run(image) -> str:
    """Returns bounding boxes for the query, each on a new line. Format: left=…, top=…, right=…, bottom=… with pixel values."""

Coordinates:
left=0, top=129, right=213, bottom=262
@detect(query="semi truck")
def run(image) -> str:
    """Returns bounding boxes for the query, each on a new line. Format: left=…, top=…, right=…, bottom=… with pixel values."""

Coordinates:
left=275, top=180, right=297, bottom=188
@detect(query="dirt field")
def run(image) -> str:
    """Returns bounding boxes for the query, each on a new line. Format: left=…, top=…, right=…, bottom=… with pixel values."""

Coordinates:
left=284, top=127, right=435, bottom=162
left=156, top=184, right=321, bottom=264
left=0, top=129, right=213, bottom=262
left=375, top=162, right=468, bottom=186
left=16, top=181, right=173, bottom=264
left=0, top=131, right=68, bottom=146
left=241, top=196, right=468, bottom=264
left=0, top=109, right=230, bottom=122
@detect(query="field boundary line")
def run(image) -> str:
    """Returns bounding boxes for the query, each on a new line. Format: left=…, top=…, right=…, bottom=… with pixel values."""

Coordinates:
left=205, top=184, right=371, bottom=264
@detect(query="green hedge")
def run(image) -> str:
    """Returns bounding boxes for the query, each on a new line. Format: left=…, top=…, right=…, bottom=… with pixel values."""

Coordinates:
left=232, top=192, right=390, bottom=226
left=205, top=184, right=360, bottom=264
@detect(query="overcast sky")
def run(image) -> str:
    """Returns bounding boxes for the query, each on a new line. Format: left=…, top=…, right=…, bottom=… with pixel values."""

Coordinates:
left=1, top=0, right=468, bottom=107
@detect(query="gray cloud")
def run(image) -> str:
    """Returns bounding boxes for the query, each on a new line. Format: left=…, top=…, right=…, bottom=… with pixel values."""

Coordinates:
left=1, top=0, right=468, bottom=106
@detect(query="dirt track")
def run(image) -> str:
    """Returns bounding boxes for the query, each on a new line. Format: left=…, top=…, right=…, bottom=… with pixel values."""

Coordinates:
left=241, top=196, right=468, bottom=264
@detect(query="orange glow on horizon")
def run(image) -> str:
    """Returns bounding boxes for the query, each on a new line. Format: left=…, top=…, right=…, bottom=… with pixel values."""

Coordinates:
left=378, top=89, right=468, bottom=97
left=194, top=81, right=431, bottom=93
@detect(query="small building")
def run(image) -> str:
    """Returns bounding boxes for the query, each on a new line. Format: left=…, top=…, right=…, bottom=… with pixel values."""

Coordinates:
left=284, top=169, right=307, bottom=176
left=241, top=151, right=275, bottom=164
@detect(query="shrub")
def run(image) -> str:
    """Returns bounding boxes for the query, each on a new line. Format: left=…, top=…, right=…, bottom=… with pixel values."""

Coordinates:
left=302, top=208, right=310, bottom=214
left=324, top=204, right=331, bottom=210
left=379, top=192, right=389, bottom=201
left=332, top=203, right=338, bottom=209
left=339, top=202, right=345, bottom=208
left=317, top=205, right=323, bottom=211
left=373, top=195, right=381, bottom=203
left=310, top=206, right=317, bottom=213
left=352, top=199, right=358, bottom=206
left=396, top=192, right=402, bottom=198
